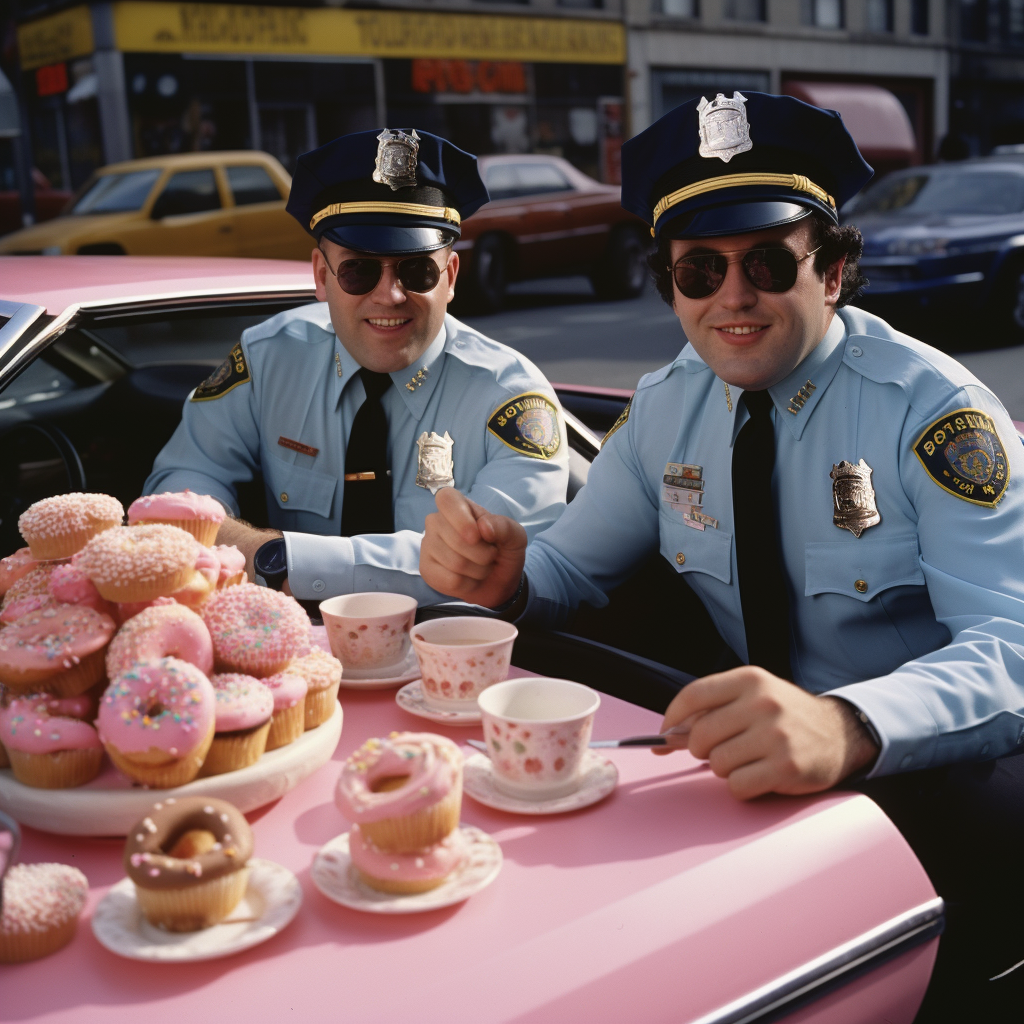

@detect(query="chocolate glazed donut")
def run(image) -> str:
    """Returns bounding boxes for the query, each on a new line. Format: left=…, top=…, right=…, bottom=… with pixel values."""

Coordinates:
left=123, top=796, right=254, bottom=931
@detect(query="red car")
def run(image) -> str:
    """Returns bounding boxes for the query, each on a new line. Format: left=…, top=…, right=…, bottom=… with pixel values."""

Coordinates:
left=0, top=168, right=71, bottom=237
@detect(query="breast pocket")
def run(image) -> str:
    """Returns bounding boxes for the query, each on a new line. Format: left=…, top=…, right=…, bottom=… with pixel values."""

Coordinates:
left=805, top=534, right=924, bottom=602
left=659, top=513, right=733, bottom=584
left=263, top=453, right=337, bottom=518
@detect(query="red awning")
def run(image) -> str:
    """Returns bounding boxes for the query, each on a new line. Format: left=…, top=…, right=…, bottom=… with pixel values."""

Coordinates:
left=783, top=81, right=917, bottom=165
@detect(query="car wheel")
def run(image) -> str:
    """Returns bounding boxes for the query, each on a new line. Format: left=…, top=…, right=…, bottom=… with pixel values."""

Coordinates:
left=0, top=422, right=86, bottom=556
left=76, top=243, right=126, bottom=255
left=591, top=226, right=648, bottom=301
left=465, top=234, right=508, bottom=314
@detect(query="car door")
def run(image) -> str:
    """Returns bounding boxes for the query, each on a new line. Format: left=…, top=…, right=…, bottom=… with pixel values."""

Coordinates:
left=223, top=163, right=312, bottom=261
left=138, top=168, right=237, bottom=257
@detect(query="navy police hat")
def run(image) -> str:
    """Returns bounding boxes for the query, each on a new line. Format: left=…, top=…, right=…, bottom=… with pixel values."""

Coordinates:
left=286, top=129, right=489, bottom=255
left=621, top=91, right=873, bottom=241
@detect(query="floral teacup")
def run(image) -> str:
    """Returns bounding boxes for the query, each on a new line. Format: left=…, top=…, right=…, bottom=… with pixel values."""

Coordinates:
left=319, top=592, right=417, bottom=670
left=477, top=677, right=600, bottom=800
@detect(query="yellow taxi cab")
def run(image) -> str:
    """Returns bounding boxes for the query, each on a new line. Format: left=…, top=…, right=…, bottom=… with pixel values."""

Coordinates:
left=0, top=151, right=313, bottom=260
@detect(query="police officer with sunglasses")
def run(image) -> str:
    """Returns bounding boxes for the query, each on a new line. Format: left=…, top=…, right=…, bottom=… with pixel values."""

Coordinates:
left=145, top=129, right=568, bottom=602
left=420, top=93, right=1024, bottom=1017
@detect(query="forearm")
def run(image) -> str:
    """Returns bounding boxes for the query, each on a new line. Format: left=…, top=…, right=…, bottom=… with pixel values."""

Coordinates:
left=217, top=518, right=282, bottom=581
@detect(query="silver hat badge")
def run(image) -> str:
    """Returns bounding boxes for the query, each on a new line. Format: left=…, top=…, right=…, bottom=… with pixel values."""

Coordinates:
left=830, top=459, right=881, bottom=538
left=697, top=92, right=753, bottom=163
left=373, top=128, right=420, bottom=191
left=416, top=430, right=455, bottom=494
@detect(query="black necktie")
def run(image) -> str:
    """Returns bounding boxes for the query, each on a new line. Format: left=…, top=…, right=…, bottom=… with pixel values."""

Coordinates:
left=340, top=368, right=394, bottom=537
left=731, top=390, right=793, bottom=680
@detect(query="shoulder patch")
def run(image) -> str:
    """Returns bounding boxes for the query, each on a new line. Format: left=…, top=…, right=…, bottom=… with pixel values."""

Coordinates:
left=191, top=343, right=251, bottom=402
left=913, top=407, right=1009, bottom=506
left=602, top=397, right=631, bottom=446
left=487, top=392, right=562, bottom=460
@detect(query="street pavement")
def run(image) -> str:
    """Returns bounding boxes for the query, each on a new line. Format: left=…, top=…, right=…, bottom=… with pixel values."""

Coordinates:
left=463, top=277, right=1024, bottom=421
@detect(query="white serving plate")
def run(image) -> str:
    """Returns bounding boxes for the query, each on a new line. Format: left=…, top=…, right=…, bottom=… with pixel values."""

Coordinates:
left=0, top=704, right=342, bottom=836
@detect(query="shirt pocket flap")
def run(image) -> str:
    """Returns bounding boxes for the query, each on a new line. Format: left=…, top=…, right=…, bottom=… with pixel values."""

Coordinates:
left=659, top=514, right=733, bottom=585
left=805, top=534, right=924, bottom=602
left=265, top=455, right=337, bottom=518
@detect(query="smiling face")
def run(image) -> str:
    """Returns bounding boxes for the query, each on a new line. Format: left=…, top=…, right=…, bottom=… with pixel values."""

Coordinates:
left=669, top=219, right=844, bottom=391
left=312, top=239, right=459, bottom=374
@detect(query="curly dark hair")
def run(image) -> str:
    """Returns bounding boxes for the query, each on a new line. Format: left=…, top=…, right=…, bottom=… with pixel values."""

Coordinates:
left=647, top=212, right=868, bottom=308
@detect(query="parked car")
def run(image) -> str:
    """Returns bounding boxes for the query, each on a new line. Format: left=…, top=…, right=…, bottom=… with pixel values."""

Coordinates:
left=0, top=167, right=71, bottom=237
left=0, top=254, right=941, bottom=1022
left=0, top=152, right=312, bottom=260
left=457, top=154, right=649, bottom=312
left=845, top=158, right=1024, bottom=347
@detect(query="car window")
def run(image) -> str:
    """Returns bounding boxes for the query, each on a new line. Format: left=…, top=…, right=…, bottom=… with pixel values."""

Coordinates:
left=0, top=356, right=80, bottom=410
left=71, top=170, right=162, bottom=214
left=484, top=164, right=522, bottom=202
left=855, top=170, right=1024, bottom=216
left=226, top=165, right=282, bottom=206
left=514, top=163, right=573, bottom=197
left=151, top=170, right=221, bottom=219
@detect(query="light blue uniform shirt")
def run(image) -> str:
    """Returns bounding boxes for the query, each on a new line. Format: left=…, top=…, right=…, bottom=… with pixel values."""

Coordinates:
left=523, top=306, right=1024, bottom=778
left=146, top=303, right=568, bottom=604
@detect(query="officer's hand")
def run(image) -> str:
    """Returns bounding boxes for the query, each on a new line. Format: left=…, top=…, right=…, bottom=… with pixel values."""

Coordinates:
left=421, top=488, right=527, bottom=607
left=655, top=666, right=880, bottom=799
left=216, top=518, right=282, bottom=583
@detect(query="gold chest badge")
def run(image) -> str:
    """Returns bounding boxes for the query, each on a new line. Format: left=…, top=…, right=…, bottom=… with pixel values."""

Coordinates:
left=830, top=459, right=881, bottom=538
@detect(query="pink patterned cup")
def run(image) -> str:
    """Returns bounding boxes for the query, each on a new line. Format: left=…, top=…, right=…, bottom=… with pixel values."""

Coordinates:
left=319, top=592, right=418, bottom=670
left=477, top=677, right=601, bottom=800
left=410, top=616, right=518, bottom=710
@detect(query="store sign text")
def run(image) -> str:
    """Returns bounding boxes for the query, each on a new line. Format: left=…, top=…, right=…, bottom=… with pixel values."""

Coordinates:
left=412, top=60, right=526, bottom=95
left=17, top=6, right=94, bottom=71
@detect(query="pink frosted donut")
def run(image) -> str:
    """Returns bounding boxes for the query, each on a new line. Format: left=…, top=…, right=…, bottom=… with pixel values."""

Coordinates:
left=74, top=525, right=198, bottom=603
left=203, top=583, right=309, bottom=677
left=262, top=670, right=308, bottom=711
left=5, top=690, right=96, bottom=722
left=0, top=605, right=116, bottom=694
left=97, top=658, right=215, bottom=757
left=348, top=823, right=467, bottom=891
left=19, top=493, right=124, bottom=561
left=128, top=491, right=226, bottom=547
left=212, top=545, right=246, bottom=587
left=106, top=603, right=214, bottom=679
left=336, top=733, right=462, bottom=824
left=1, top=567, right=59, bottom=624
left=209, top=673, right=274, bottom=731
left=0, top=549, right=41, bottom=597
left=1, top=695, right=101, bottom=754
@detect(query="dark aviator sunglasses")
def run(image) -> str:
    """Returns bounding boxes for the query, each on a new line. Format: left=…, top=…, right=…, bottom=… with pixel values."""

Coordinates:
left=318, top=246, right=449, bottom=296
left=672, top=244, right=822, bottom=300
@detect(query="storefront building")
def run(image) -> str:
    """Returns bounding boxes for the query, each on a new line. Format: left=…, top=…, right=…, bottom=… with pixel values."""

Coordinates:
left=15, top=2, right=625, bottom=190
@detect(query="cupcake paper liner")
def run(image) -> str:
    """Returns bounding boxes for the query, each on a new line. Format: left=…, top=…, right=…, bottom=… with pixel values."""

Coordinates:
left=134, top=867, right=250, bottom=932
left=24, top=521, right=120, bottom=562
left=266, top=701, right=305, bottom=751
left=0, top=914, right=80, bottom=963
left=0, top=648, right=106, bottom=698
left=104, top=723, right=214, bottom=788
left=93, top=564, right=195, bottom=604
left=7, top=747, right=103, bottom=789
left=355, top=869, right=449, bottom=895
left=304, top=680, right=340, bottom=730
left=197, top=720, right=271, bottom=777
left=360, top=778, right=463, bottom=854
left=141, top=518, right=220, bottom=548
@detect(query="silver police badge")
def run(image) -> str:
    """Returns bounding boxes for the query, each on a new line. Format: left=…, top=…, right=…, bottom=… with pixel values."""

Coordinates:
left=416, top=430, right=455, bottom=494
left=697, top=92, right=753, bottom=163
left=373, top=128, right=420, bottom=190
left=830, top=459, right=881, bottom=538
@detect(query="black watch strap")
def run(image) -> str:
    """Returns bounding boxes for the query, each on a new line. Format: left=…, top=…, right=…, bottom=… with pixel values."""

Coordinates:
left=254, top=537, right=288, bottom=591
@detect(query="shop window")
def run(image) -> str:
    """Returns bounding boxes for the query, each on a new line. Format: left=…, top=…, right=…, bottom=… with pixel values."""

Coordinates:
left=724, top=0, right=766, bottom=20
left=960, top=0, right=988, bottom=39
left=1005, top=0, right=1024, bottom=40
left=865, top=0, right=893, bottom=30
left=72, top=170, right=161, bottom=214
left=150, top=170, right=220, bottom=219
left=650, top=69, right=770, bottom=122
left=801, top=0, right=844, bottom=27
left=227, top=166, right=282, bottom=206
left=659, top=0, right=700, bottom=16
left=557, top=0, right=603, bottom=8
left=911, top=0, right=929, bottom=32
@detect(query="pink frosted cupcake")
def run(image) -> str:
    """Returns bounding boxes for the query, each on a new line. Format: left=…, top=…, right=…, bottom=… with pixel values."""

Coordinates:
left=128, top=491, right=226, bottom=547
left=348, top=822, right=467, bottom=894
left=0, top=863, right=88, bottom=963
left=0, top=566, right=59, bottom=624
left=288, top=647, right=342, bottom=729
left=18, top=493, right=123, bottom=561
left=0, top=548, right=41, bottom=597
left=203, top=583, right=309, bottom=678
left=262, top=671, right=308, bottom=751
left=48, top=563, right=114, bottom=618
left=199, top=674, right=274, bottom=777
left=211, top=545, right=246, bottom=588
left=1, top=694, right=103, bottom=788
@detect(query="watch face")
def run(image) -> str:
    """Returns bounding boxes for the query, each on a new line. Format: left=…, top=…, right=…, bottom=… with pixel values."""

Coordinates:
left=255, top=538, right=287, bottom=578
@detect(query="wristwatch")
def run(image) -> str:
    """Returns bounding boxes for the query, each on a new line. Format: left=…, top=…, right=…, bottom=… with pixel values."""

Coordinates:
left=254, top=537, right=288, bottom=591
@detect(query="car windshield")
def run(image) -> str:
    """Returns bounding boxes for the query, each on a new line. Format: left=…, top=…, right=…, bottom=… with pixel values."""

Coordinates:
left=855, top=169, right=1024, bottom=216
left=71, top=170, right=162, bottom=214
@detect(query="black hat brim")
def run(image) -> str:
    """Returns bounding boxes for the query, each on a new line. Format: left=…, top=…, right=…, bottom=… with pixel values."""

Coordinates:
left=663, top=200, right=818, bottom=239
left=320, top=223, right=457, bottom=255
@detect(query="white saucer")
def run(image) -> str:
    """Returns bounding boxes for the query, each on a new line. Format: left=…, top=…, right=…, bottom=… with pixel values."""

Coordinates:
left=395, top=680, right=482, bottom=726
left=339, top=647, right=421, bottom=689
left=463, top=751, right=619, bottom=814
left=91, top=858, right=302, bottom=961
left=311, top=825, right=501, bottom=914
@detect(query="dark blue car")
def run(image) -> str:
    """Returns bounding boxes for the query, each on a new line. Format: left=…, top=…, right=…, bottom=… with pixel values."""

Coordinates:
left=846, top=158, right=1024, bottom=347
